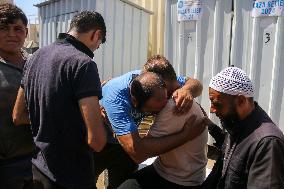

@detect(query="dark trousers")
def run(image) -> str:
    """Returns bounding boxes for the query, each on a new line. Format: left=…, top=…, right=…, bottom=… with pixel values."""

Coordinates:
left=0, top=155, right=33, bottom=189
left=33, top=165, right=97, bottom=189
left=94, top=143, right=138, bottom=189
left=118, top=165, right=201, bottom=189
left=32, top=165, right=66, bottom=189
left=0, top=177, right=33, bottom=189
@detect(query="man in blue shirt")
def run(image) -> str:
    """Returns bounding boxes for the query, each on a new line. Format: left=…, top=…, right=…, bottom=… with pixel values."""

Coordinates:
left=94, top=55, right=205, bottom=188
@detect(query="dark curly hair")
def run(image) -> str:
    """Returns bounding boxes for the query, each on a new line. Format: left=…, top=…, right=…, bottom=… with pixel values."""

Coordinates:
left=143, top=55, right=177, bottom=81
left=0, top=3, right=28, bottom=26
left=69, top=11, right=106, bottom=43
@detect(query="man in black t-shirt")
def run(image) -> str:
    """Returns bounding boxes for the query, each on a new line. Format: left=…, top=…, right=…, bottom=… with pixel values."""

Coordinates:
left=13, top=11, right=107, bottom=189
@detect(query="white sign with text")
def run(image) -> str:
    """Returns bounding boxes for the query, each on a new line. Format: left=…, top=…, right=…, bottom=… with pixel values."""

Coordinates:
left=177, top=0, right=203, bottom=21
left=252, top=0, right=284, bottom=17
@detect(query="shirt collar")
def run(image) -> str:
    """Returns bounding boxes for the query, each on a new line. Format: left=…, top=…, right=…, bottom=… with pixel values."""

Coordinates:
left=57, top=33, right=94, bottom=59
left=0, top=49, right=28, bottom=71
left=232, top=102, right=272, bottom=140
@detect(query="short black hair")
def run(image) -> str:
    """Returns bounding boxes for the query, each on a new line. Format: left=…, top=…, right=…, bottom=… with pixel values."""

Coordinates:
left=70, top=11, right=106, bottom=43
left=130, top=72, right=166, bottom=109
left=0, top=3, right=28, bottom=26
left=143, top=55, right=177, bottom=81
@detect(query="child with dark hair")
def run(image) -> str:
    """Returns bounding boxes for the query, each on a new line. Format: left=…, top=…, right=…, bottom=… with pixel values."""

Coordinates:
left=0, top=3, right=28, bottom=25
left=0, top=3, right=35, bottom=189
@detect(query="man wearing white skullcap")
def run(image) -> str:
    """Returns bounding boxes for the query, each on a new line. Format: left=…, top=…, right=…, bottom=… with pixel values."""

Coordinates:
left=204, top=67, right=284, bottom=189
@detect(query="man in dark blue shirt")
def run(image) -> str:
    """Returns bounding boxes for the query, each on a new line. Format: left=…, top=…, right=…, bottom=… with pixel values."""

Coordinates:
left=13, top=11, right=107, bottom=189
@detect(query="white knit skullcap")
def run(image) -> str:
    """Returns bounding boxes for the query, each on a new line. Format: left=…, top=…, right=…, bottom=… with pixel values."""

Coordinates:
left=209, top=67, right=254, bottom=97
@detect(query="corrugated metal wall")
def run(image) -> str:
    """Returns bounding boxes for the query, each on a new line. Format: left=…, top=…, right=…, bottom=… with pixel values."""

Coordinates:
left=231, top=0, right=284, bottom=132
left=164, top=0, right=233, bottom=134
left=165, top=0, right=284, bottom=133
left=36, top=0, right=152, bottom=80
left=129, top=0, right=165, bottom=57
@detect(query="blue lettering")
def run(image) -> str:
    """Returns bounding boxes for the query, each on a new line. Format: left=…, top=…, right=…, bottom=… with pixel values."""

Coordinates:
left=261, top=8, right=265, bottom=14
left=255, top=2, right=266, bottom=8
left=188, top=8, right=201, bottom=13
left=187, top=14, right=193, bottom=20
left=198, top=8, right=202, bottom=13
left=255, top=0, right=283, bottom=15
left=269, top=0, right=284, bottom=7
left=186, top=8, right=200, bottom=14
left=178, top=9, right=186, bottom=14
left=261, top=7, right=274, bottom=14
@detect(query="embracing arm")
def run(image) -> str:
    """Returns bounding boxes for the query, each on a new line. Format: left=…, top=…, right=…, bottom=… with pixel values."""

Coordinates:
left=117, top=115, right=206, bottom=164
left=79, top=96, right=107, bottom=152
left=13, top=87, right=30, bottom=126
left=172, top=77, right=203, bottom=114
left=182, top=77, right=203, bottom=98
left=199, top=105, right=225, bottom=149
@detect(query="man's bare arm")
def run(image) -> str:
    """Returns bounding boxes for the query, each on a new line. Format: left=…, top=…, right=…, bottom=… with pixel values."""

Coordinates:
left=172, top=77, right=203, bottom=114
left=183, top=77, right=203, bottom=98
left=13, top=87, right=30, bottom=125
left=79, top=96, right=107, bottom=152
left=117, top=115, right=206, bottom=164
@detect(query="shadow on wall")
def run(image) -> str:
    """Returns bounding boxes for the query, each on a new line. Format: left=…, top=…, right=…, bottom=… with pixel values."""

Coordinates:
left=274, top=49, right=284, bottom=125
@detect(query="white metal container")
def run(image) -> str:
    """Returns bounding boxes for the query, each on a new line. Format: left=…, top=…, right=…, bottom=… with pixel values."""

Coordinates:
left=231, top=0, right=284, bottom=132
left=165, top=0, right=284, bottom=133
left=164, top=0, right=233, bottom=137
left=35, top=0, right=152, bottom=80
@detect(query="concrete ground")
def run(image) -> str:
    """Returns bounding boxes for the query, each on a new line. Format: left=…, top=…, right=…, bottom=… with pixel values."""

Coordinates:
left=96, top=159, right=216, bottom=189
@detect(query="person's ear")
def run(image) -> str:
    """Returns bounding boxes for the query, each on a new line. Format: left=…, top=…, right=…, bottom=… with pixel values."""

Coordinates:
left=130, top=94, right=139, bottom=108
left=130, top=95, right=138, bottom=108
left=90, top=30, right=96, bottom=41
left=92, top=30, right=102, bottom=41
left=236, top=95, right=246, bottom=106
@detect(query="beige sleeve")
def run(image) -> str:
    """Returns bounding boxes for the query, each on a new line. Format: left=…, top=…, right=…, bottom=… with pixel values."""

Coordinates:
left=149, top=99, right=204, bottom=138
left=148, top=99, right=188, bottom=137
